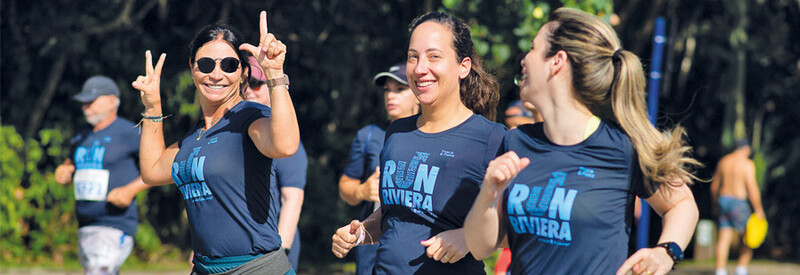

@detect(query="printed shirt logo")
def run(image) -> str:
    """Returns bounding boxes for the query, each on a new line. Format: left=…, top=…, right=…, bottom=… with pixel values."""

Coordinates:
left=439, top=150, right=455, bottom=158
left=172, top=147, right=215, bottom=203
left=381, top=152, right=440, bottom=213
left=506, top=171, right=579, bottom=246
left=74, top=140, right=106, bottom=169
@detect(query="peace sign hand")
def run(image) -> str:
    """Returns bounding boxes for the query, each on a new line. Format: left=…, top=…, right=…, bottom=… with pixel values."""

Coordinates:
left=239, top=11, right=286, bottom=78
left=131, top=50, right=166, bottom=109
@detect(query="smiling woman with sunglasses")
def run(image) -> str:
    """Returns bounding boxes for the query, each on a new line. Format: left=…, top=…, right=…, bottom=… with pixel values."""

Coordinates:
left=132, top=11, right=299, bottom=275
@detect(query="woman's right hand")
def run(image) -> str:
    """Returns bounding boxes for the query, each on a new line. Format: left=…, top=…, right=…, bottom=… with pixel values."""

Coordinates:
left=132, top=50, right=166, bottom=110
left=483, top=151, right=530, bottom=198
left=331, top=220, right=363, bottom=258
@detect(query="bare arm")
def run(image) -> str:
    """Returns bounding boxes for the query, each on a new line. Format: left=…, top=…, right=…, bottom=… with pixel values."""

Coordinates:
left=338, top=167, right=380, bottom=206
left=243, top=12, right=299, bottom=159
left=617, top=181, right=698, bottom=275
left=107, top=176, right=151, bottom=208
left=744, top=161, right=765, bottom=217
left=278, top=187, right=304, bottom=249
left=710, top=166, right=721, bottom=203
left=465, top=152, right=528, bottom=260
left=131, top=51, right=177, bottom=186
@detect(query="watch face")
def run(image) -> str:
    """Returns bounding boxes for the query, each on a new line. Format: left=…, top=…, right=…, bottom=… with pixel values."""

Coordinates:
left=665, top=242, right=684, bottom=260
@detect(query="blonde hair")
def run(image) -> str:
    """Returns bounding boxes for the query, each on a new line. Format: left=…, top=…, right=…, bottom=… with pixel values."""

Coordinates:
left=545, top=8, right=700, bottom=189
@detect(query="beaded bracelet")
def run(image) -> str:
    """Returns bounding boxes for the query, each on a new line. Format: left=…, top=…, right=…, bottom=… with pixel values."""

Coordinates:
left=140, top=113, right=172, bottom=122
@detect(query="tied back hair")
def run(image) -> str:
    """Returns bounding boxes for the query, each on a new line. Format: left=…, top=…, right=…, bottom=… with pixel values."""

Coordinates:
left=408, top=12, right=499, bottom=121
left=545, top=8, right=700, bottom=190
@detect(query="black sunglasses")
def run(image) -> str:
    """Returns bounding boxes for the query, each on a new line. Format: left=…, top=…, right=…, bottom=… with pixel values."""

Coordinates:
left=195, top=57, right=240, bottom=74
left=248, top=78, right=266, bottom=90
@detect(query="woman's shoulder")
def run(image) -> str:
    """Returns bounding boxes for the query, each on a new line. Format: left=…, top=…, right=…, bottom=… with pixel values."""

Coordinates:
left=462, top=114, right=507, bottom=134
left=386, top=114, right=420, bottom=134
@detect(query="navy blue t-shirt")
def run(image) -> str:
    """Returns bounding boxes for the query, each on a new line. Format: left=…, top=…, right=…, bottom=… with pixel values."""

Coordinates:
left=376, top=114, right=506, bottom=274
left=500, top=121, right=653, bottom=274
left=173, top=101, right=280, bottom=258
left=343, top=124, right=385, bottom=219
left=70, top=118, right=141, bottom=236
left=271, top=140, right=307, bottom=267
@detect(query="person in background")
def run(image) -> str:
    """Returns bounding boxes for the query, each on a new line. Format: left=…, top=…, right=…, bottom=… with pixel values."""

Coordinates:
left=464, top=8, right=700, bottom=275
left=337, top=62, right=419, bottom=274
left=55, top=75, right=150, bottom=275
left=132, top=11, right=300, bottom=274
left=244, top=57, right=307, bottom=269
left=504, top=99, right=542, bottom=130
left=332, top=11, right=506, bottom=274
left=712, top=139, right=765, bottom=275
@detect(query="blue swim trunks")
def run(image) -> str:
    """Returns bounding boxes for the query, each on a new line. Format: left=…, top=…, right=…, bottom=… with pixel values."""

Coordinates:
left=718, top=196, right=751, bottom=232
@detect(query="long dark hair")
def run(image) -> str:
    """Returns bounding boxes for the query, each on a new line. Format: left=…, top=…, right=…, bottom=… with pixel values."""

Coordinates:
left=408, top=12, right=499, bottom=121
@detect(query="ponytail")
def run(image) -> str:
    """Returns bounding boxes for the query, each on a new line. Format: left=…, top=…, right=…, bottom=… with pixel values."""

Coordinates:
left=461, top=51, right=499, bottom=120
left=611, top=50, right=700, bottom=188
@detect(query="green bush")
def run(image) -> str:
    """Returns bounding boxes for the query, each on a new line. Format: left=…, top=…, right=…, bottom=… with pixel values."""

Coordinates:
left=0, top=125, right=182, bottom=265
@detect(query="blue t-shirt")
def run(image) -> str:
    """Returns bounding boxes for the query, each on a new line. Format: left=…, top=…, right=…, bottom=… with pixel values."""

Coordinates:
left=173, top=101, right=280, bottom=258
left=376, top=114, right=506, bottom=274
left=70, top=118, right=141, bottom=236
left=501, top=121, right=653, bottom=274
left=343, top=124, right=385, bottom=220
left=270, top=140, right=307, bottom=267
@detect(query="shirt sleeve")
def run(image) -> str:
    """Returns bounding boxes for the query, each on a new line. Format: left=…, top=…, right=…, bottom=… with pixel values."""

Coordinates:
left=631, top=154, right=658, bottom=198
left=274, top=142, right=308, bottom=189
left=242, top=103, right=272, bottom=129
left=484, top=123, right=508, bottom=166
left=342, top=126, right=371, bottom=180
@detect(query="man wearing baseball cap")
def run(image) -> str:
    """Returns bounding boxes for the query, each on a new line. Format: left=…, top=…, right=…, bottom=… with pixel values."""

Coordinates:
left=55, top=75, right=150, bottom=274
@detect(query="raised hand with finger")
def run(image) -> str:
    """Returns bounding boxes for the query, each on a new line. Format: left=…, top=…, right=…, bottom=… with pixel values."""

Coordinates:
left=131, top=50, right=167, bottom=113
left=239, top=11, right=286, bottom=80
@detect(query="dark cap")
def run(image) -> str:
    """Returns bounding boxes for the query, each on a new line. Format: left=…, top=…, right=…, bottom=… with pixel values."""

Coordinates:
left=373, top=63, right=408, bottom=86
left=73, top=75, right=120, bottom=103
left=735, top=138, right=749, bottom=148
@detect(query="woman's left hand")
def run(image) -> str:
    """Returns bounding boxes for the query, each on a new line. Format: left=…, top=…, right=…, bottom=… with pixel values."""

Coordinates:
left=239, top=11, right=286, bottom=76
left=420, top=228, right=469, bottom=264
left=616, top=247, right=673, bottom=275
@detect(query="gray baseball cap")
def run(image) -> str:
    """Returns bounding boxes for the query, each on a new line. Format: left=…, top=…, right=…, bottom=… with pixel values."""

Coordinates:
left=73, top=75, right=120, bottom=103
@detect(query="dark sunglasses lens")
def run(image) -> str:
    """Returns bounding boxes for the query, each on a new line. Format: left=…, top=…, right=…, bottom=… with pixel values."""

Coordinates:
left=196, top=58, right=216, bottom=74
left=220, top=58, right=240, bottom=73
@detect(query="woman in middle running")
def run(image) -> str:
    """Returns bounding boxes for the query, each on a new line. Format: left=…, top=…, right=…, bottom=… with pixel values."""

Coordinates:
left=332, top=11, right=506, bottom=274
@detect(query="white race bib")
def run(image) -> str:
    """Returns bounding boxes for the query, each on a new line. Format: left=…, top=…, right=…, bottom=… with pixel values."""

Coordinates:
left=73, top=169, right=110, bottom=201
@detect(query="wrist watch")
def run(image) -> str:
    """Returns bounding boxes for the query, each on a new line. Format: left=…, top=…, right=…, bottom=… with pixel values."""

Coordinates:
left=266, top=74, right=290, bottom=90
left=656, top=242, right=684, bottom=265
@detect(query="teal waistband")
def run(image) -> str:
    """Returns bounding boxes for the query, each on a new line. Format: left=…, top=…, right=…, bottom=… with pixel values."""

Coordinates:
left=193, top=253, right=263, bottom=274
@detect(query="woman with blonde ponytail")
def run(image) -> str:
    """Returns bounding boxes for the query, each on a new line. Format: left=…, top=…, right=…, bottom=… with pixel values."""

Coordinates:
left=465, top=7, right=699, bottom=275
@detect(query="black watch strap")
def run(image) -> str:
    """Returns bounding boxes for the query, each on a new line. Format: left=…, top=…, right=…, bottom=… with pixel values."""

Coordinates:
left=656, top=242, right=684, bottom=265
